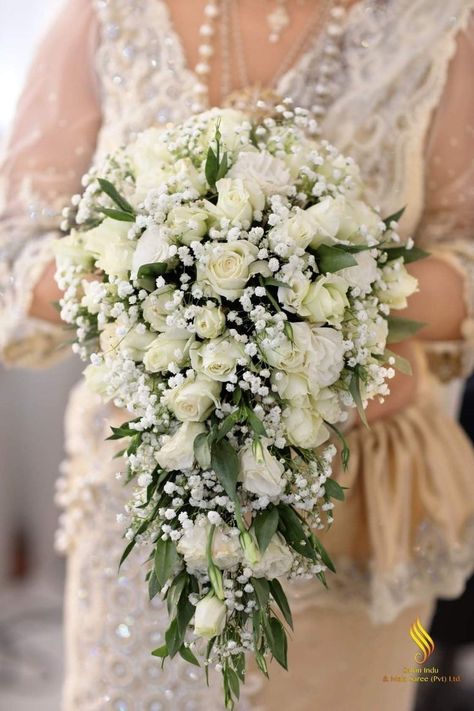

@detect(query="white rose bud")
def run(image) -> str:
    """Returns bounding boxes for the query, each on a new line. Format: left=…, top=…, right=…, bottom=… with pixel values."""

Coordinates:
left=377, top=258, right=418, bottom=309
left=299, top=275, right=349, bottom=324
left=83, top=363, right=114, bottom=401
left=132, top=224, right=176, bottom=275
left=271, top=371, right=311, bottom=408
left=190, top=334, right=246, bottom=382
left=250, top=534, right=294, bottom=579
left=306, top=196, right=343, bottom=248
left=156, top=422, right=206, bottom=471
left=194, top=594, right=227, bottom=638
left=142, top=286, right=177, bottom=331
left=283, top=405, right=330, bottom=449
left=194, top=305, right=226, bottom=339
left=227, top=151, right=291, bottom=197
left=239, top=439, right=285, bottom=497
left=167, top=204, right=209, bottom=245
left=118, top=325, right=156, bottom=362
left=177, top=518, right=241, bottom=571
left=206, top=177, right=258, bottom=226
left=165, top=375, right=221, bottom=422
left=143, top=329, right=193, bottom=373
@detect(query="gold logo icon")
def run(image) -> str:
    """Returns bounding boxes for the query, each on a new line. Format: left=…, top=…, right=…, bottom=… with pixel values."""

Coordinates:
left=409, top=617, right=435, bottom=664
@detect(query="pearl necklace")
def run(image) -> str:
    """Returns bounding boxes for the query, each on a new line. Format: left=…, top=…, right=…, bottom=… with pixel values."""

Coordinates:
left=191, top=1, right=350, bottom=119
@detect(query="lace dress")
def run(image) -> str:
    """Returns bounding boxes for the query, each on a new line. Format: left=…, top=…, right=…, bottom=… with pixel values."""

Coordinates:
left=1, top=1, right=474, bottom=710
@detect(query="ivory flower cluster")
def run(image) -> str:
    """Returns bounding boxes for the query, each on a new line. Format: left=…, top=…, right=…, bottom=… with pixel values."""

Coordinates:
left=55, top=104, right=421, bottom=709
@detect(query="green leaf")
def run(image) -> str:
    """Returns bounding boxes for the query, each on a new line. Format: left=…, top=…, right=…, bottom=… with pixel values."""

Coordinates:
left=166, top=571, right=187, bottom=618
left=269, top=578, right=293, bottom=630
left=324, top=421, right=351, bottom=470
left=384, top=245, right=429, bottom=264
left=179, top=644, right=200, bottom=667
left=216, top=409, right=243, bottom=441
left=165, top=618, right=182, bottom=658
left=251, top=577, right=270, bottom=611
left=263, top=277, right=288, bottom=288
left=194, top=431, right=212, bottom=469
left=312, top=534, right=336, bottom=573
left=151, top=644, right=168, bottom=658
left=233, top=652, right=246, bottom=682
left=268, top=617, right=288, bottom=670
left=154, top=537, right=179, bottom=589
left=383, top=206, right=406, bottom=230
left=98, top=178, right=135, bottom=214
left=176, top=590, right=195, bottom=638
left=148, top=571, right=160, bottom=601
left=349, top=369, right=368, bottom=428
left=386, top=316, right=426, bottom=343
left=136, top=262, right=168, bottom=280
left=216, top=151, right=229, bottom=182
left=383, top=347, right=413, bottom=375
left=323, top=477, right=347, bottom=502
left=255, top=650, right=269, bottom=678
left=211, top=438, right=240, bottom=501
left=205, top=146, right=219, bottom=190
left=245, top=408, right=267, bottom=437
left=227, top=667, right=240, bottom=701
left=232, top=386, right=242, bottom=406
left=100, top=207, right=136, bottom=222
left=253, top=507, right=279, bottom=554
left=315, top=244, right=357, bottom=273
left=277, top=504, right=316, bottom=562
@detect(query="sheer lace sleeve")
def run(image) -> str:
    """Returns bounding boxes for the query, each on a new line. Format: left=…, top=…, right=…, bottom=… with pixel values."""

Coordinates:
left=417, top=11, right=474, bottom=381
left=0, top=0, right=101, bottom=367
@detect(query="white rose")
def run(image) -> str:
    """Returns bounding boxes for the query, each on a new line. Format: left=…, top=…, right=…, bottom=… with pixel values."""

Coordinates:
left=131, top=225, right=176, bottom=275
left=299, top=274, right=349, bottom=324
left=53, top=231, right=94, bottom=269
left=142, top=286, right=177, bottom=331
left=239, top=439, right=285, bottom=497
left=268, top=209, right=316, bottom=252
left=156, top=421, right=206, bottom=471
left=84, top=219, right=135, bottom=278
left=271, top=371, right=311, bottom=408
left=293, top=324, right=345, bottom=390
left=190, top=334, right=246, bottom=382
left=165, top=375, right=221, bottom=422
left=167, top=204, right=209, bottom=245
left=197, top=240, right=266, bottom=300
left=194, top=595, right=227, bottom=638
left=143, top=329, right=193, bottom=373
left=228, top=151, right=291, bottom=197
left=377, top=258, right=418, bottom=309
left=128, top=127, right=174, bottom=201
left=306, top=196, right=344, bottom=248
left=174, top=158, right=207, bottom=195
left=277, top=273, right=311, bottom=313
left=338, top=250, right=379, bottom=293
left=119, top=325, right=156, bottom=361
left=259, top=326, right=307, bottom=373
left=99, top=322, right=121, bottom=354
left=337, top=197, right=384, bottom=243
left=283, top=405, right=330, bottom=448
left=313, top=388, right=344, bottom=424
left=177, top=518, right=241, bottom=571
left=250, top=534, right=293, bottom=579
left=83, top=363, right=113, bottom=401
left=201, top=108, right=250, bottom=152
left=194, top=305, right=226, bottom=339
left=206, top=178, right=264, bottom=226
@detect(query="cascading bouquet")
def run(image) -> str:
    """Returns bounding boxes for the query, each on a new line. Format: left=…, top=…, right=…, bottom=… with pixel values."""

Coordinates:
left=54, top=103, right=424, bottom=708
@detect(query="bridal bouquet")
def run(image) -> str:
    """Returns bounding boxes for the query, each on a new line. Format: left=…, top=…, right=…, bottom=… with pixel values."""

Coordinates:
left=55, top=104, right=423, bottom=708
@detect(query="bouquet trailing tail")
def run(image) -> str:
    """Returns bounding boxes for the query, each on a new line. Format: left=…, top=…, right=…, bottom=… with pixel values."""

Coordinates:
left=54, top=102, right=425, bottom=708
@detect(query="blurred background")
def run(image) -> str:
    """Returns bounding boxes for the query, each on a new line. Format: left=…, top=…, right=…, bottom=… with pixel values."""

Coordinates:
left=0, top=1, right=473, bottom=710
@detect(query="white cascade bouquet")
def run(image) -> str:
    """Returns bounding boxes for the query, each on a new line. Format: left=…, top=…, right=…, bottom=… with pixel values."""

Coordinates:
left=54, top=104, right=424, bottom=708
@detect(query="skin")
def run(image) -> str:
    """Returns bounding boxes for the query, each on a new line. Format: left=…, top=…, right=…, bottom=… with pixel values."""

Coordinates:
left=29, top=0, right=467, bottom=423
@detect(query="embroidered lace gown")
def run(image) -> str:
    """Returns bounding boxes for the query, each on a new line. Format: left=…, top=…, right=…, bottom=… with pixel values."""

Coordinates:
left=1, top=1, right=474, bottom=710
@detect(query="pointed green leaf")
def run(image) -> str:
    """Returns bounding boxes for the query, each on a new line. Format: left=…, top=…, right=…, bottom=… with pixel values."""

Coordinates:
left=179, top=644, right=200, bottom=667
left=253, top=507, right=279, bottom=554
left=154, top=537, right=179, bottom=589
left=211, top=438, right=239, bottom=501
left=269, top=617, right=288, bottom=670
left=269, top=578, right=293, bottom=630
left=386, top=316, right=426, bottom=343
left=384, top=245, right=429, bottom=264
left=383, top=206, right=406, bottom=230
left=315, top=244, right=357, bottom=273
left=349, top=370, right=368, bottom=428
left=100, top=207, right=135, bottom=222
left=98, top=178, right=135, bottom=214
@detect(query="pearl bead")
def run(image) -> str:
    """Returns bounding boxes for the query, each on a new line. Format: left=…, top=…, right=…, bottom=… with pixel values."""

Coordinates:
left=198, top=44, right=214, bottom=58
left=199, top=24, right=214, bottom=37
left=192, top=82, right=207, bottom=96
left=330, top=6, right=346, bottom=20
left=204, top=3, right=219, bottom=18
left=195, top=62, right=210, bottom=75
